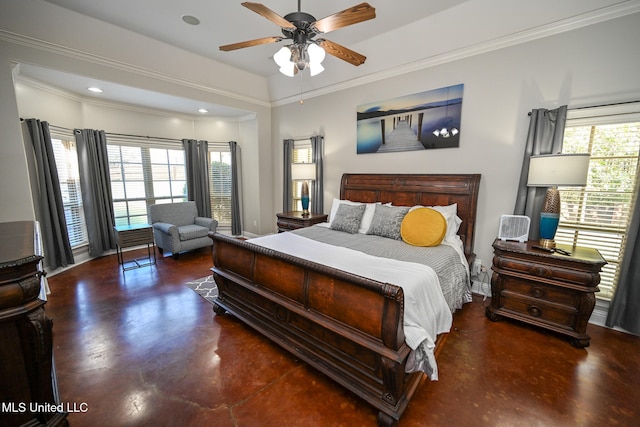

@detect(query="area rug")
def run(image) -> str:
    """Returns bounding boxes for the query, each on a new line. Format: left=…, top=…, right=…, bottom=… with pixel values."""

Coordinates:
left=184, top=275, right=218, bottom=304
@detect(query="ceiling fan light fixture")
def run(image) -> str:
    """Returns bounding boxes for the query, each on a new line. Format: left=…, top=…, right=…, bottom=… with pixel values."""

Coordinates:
left=274, top=43, right=326, bottom=77
left=290, top=44, right=308, bottom=71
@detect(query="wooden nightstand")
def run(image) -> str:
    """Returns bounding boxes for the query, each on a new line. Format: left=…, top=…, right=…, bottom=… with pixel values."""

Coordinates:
left=276, top=211, right=328, bottom=232
left=485, top=238, right=606, bottom=348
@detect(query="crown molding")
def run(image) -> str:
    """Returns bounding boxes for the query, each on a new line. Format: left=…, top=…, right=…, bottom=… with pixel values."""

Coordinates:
left=14, top=73, right=248, bottom=122
left=271, top=1, right=640, bottom=107
left=0, top=30, right=271, bottom=109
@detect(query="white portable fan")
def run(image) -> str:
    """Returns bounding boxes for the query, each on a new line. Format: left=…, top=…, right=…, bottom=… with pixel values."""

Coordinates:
left=498, top=215, right=531, bottom=242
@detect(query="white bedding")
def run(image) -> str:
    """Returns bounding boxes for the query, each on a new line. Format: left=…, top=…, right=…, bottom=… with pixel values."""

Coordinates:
left=249, top=231, right=453, bottom=380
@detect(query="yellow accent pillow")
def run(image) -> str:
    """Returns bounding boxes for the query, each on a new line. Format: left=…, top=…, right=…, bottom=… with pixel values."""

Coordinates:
left=401, top=207, right=447, bottom=247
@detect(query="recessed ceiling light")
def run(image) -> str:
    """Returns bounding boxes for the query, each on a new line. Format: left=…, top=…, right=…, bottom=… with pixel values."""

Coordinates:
left=198, top=108, right=208, bottom=113
left=87, top=87, right=103, bottom=93
left=182, top=15, right=200, bottom=25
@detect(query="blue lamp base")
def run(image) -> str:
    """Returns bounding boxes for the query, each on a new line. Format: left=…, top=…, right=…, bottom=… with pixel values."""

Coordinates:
left=301, top=195, right=310, bottom=216
left=539, top=212, right=560, bottom=248
left=300, top=180, right=311, bottom=216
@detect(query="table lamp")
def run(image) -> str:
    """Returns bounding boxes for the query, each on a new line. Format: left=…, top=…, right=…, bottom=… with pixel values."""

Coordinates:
left=527, top=153, right=589, bottom=248
left=291, top=162, right=316, bottom=216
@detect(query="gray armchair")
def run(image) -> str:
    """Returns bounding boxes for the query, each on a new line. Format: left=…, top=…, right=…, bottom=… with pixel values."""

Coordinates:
left=148, top=201, right=218, bottom=259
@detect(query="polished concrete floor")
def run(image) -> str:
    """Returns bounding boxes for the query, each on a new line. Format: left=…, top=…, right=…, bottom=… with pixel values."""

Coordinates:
left=45, top=246, right=640, bottom=426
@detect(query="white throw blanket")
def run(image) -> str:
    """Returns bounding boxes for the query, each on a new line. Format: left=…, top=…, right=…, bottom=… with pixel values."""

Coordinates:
left=250, top=232, right=452, bottom=380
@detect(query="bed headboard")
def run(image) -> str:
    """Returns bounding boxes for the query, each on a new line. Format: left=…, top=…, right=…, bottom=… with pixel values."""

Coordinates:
left=340, top=174, right=481, bottom=258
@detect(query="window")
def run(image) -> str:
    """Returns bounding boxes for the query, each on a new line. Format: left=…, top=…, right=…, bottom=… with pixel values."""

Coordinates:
left=50, top=135, right=88, bottom=248
left=557, top=104, right=640, bottom=300
left=209, top=147, right=232, bottom=226
left=108, top=141, right=186, bottom=227
left=291, top=140, right=313, bottom=211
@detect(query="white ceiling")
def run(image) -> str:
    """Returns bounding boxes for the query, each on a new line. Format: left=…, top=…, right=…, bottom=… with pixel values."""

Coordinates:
left=12, top=0, right=640, bottom=118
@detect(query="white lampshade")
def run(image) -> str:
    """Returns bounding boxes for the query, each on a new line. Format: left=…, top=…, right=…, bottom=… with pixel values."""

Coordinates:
left=527, top=154, right=590, bottom=187
left=307, top=43, right=325, bottom=63
left=274, top=46, right=292, bottom=68
left=279, top=64, right=296, bottom=77
left=291, top=162, right=316, bottom=181
left=309, top=62, right=324, bottom=76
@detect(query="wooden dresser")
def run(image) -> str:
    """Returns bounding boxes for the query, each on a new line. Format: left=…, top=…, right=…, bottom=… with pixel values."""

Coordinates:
left=486, top=238, right=606, bottom=348
left=0, top=221, right=68, bottom=426
left=276, top=211, right=328, bottom=232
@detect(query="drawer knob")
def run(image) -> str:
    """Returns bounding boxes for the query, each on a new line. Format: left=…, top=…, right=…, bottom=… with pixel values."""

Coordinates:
left=530, top=264, right=553, bottom=278
left=532, top=287, right=545, bottom=299
left=528, top=305, right=542, bottom=317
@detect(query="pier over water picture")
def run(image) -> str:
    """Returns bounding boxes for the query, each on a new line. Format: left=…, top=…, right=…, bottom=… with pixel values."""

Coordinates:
left=357, top=84, right=463, bottom=154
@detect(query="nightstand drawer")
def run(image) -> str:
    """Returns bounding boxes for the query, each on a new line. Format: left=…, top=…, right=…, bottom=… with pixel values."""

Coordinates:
left=501, top=277, right=577, bottom=307
left=494, top=256, right=598, bottom=287
left=500, top=292, right=577, bottom=329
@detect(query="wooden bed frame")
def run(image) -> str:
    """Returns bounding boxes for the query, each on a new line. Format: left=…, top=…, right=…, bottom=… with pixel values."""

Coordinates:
left=209, top=174, right=481, bottom=426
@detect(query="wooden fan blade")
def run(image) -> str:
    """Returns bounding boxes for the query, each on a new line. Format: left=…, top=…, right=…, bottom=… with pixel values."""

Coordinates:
left=241, top=2, right=295, bottom=30
left=317, top=39, right=366, bottom=66
left=219, top=36, right=282, bottom=51
left=313, top=3, right=375, bottom=34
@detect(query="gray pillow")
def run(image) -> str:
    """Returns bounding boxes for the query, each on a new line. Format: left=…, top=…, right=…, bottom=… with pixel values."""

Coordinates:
left=367, top=205, right=410, bottom=240
left=330, top=203, right=366, bottom=234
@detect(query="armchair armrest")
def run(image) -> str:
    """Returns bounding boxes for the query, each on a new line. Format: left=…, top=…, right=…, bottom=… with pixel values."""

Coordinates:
left=195, top=217, right=218, bottom=231
left=152, top=222, right=177, bottom=236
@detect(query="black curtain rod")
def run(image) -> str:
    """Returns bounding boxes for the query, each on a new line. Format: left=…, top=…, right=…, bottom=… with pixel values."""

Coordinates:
left=292, top=136, right=324, bottom=142
left=527, top=100, right=638, bottom=116
left=20, top=118, right=182, bottom=142
left=105, top=132, right=181, bottom=142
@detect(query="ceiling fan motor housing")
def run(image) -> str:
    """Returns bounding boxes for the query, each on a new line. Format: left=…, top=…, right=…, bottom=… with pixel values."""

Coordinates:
left=282, top=11, right=318, bottom=43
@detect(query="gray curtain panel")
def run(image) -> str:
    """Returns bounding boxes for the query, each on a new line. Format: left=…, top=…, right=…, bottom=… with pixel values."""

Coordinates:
left=22, top=119, right=75, bottom=269
left=606, top=168, right=640, bottom=335
left=311, top=135, right=324, bottom=214
left=182, top=139, right=211, bottom=218
left=513, top=106, right=567, bottom=240
left=283, top=139, right=294, bottom=211
left=75, top=129, right=117, bottom=257
left=229, top=141, right=242, bottom=236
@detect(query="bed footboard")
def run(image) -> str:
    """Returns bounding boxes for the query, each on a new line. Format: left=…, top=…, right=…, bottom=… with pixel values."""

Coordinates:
left=210, top=232, right=425, bottom=426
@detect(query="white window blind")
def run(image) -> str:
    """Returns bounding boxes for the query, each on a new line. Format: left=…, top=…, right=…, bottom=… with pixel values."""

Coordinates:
left=291, top=140, right=313, bottom=211
left=209, top=146, right=232, bottom=226
left=50, top=135, right=88, bottom=248
left=107, top=137, right=186, bottom=226
left=557, top=103, right=640, bottom=300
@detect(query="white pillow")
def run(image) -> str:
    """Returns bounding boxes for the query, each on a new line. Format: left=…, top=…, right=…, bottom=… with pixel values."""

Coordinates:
left=358, top=202, right=380, bottom=234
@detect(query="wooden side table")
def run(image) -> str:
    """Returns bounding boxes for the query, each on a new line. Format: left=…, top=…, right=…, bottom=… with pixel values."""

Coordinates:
left=276, top=211, right=328, bottom=232
left=114, top=224, right=156, bottom=271
left=486, top=238, right=606, bottom=348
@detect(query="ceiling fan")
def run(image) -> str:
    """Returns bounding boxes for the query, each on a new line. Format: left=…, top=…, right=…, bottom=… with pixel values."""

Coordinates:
left=219, top=1, right=376, bottom=76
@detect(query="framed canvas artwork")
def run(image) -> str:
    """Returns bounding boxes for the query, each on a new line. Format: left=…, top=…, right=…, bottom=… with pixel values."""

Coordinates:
left=357, top=84, right=464, bottom=154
